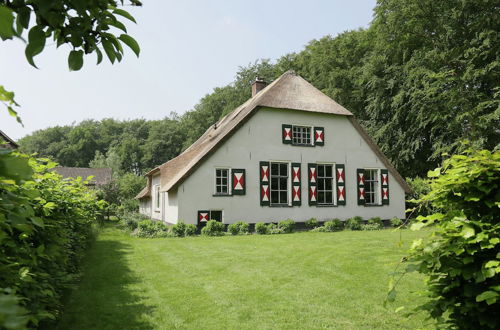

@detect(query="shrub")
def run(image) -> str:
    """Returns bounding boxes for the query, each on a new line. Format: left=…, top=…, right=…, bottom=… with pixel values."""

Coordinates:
left=184, top=224, right=197, bottom=236
left=390, top=217, right=403, bottom=227
left=228, top=221, right=249, bottom=235
left=400, top=149, right=500, bottom=329
left=324, top=218, right=344, bottom=232
left=305, top=218, right=319, bottom=229
left=268, top=223, right=285, bottom=234
left=255, top=222, right=269, bottom=235
left=361, top=223, right=382, bottom=231
left=310, top=226, right=326, bottom=232
left=136, top=219, right=169, bottom=238
left=120, top=211, right=149, bottom=230
left=278, top=219, right=295, bottom=233
left=345, top=216, right=362, bottom=230
left=368, top=217, right=383, bottom=227
left=172, top=221, right=187, bottom=237
left=0, top=151, right=103, bottom=327
left=201, top=220, right=225, bottom=236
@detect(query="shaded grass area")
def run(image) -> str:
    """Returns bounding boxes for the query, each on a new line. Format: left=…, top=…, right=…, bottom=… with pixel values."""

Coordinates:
left=55, top=226, right=432, bottom=329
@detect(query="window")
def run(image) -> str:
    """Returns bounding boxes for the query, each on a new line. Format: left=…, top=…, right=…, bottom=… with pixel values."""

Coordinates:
left=364, top=169, right=380, bottom=205
left=270, top=162, right=289, bottom=205
left=154, top=184, right=160, bottom=210
left=292, top=125, right=312, bottom=145
left=215, top=168, right=230, bottom=195
left=317, top=164, right=335, bottom=205
left=209, top=210, right=223, bottom=222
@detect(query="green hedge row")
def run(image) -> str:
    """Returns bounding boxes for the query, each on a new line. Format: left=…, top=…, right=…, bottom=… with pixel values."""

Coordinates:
left=0, top=151, right=103, bottom=328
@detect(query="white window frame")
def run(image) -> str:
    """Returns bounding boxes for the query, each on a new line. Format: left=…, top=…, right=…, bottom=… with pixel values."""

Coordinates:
left=214, top=167, right=231, bottom=195
left=154, top=184, right=161, bottom=211
left=291, top=125, right=313, bottom=146
left=269, top=161, right=291, bottom=206
left=316, top=162, right=337, bottom=206
left=364, top=168, right=381, bottom=206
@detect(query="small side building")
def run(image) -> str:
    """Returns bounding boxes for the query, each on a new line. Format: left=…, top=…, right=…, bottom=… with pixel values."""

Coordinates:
left=52, top=167, right=112, bottom=187
left=0, top=130, right=19, bottom=149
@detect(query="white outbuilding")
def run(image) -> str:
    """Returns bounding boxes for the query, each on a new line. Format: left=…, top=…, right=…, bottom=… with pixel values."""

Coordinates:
left=136, top=71, right=411, bottom=225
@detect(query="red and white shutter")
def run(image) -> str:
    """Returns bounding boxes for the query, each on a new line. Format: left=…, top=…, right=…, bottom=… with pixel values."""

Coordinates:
left=357, top=168, right=365, bottom=205
left=381, top=169, right=389, bottom=205
left=291, top=163, right=301, bottom=206
left=260, top=161, right=270, bottom=206
left=308, top=163, right=317, bottom=206
left=336, top=164, right=345, bottom=205
left=197, top=210, right=209, bottom=225
left=314, top=127, right=324, bottom=146
left=282, top=124, right=292, bottom=144
left=232, top=169, right=245, bottom=195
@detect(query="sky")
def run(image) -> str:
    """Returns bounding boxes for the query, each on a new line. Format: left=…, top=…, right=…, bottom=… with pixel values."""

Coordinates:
left=0, top=0, right=376, bottom=140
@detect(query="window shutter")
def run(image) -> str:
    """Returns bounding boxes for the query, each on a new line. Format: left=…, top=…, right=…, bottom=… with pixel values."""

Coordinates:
left=314, top=127, right=324, bottom=146
left=232, top=169, right=245, bottom=195
left=357, top=168, right=365, bottom=205
left=282, top=124, right=292, bottom=144
left=198, top=210, right=209, bottom=225
left=291, top=163, right=301, bottom=206
left=308, top=163, right=317, bottom=206
left=381, top=169, right=389, bottom=205
left=336, top=164, right=345, bottom=205
left=260, top=161, right=270, bottom=206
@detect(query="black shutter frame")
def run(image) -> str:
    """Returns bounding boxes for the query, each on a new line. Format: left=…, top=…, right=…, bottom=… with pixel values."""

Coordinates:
left=336, top=164, right=346, bottom=206
left=282, top=124, right=292, bottom=144
left=291, top=162, right=301, bottom=206
left=381, top=169, right=389, bottom=205
left=197, top=210, right=210, bottom=225
left=260, top=161, right=270, bottom=206
left=357, top=168, right=365, bottom=205
left=308, top=163, right=317, bottom=206
left=314, top=126, right=325, bottom=146
left=232, top=169, right=246, bottom=195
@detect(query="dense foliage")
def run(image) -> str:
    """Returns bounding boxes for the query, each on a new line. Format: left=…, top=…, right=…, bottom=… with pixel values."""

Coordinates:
left=201, top=220, right=225, bottom=236
left=0, top=150, right=103, bottom=328
left=394, top=149, right=499, bottom=328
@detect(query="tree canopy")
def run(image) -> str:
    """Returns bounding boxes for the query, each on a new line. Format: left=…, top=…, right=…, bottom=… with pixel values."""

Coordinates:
left=18, top=0, right=499, bottom=180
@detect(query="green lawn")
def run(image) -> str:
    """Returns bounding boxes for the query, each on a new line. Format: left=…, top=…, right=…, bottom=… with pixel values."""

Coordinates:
left=55, top=226, right=432, bottom=329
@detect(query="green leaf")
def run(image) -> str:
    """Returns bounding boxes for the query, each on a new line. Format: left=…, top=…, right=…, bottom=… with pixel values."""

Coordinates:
left=410, top=222, right=426, bottom=231
left=68, top=50, right=84, bottom=71
left=25, top=25, right=46, bottom=68
left=101, top=39, right=116, bottom=64
left=113, top=9, right=136, bottom=23
left=476, top=291, right=498, bottom=305
left=461, top=225, right=475, bottom=239
left=108, top=20, right=127, bottom=32
left=0, top=5, right=14, bottom=40
left=96, top=47, right=103, bottom=65
left=118, top=34, right=140, bottom=57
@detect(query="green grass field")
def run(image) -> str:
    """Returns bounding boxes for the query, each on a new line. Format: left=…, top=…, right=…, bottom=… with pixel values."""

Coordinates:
left=55, top=226, right=432, bottom=329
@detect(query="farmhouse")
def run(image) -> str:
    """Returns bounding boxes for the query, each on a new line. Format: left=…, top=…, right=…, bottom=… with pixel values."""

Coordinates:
left=136, top=71, right=411, bottom=225
left=52, top=167, right=112, bottom=187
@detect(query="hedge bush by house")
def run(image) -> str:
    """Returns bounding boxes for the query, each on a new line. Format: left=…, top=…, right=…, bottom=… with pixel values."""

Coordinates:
left=345, top=216, right=363, bottom=230
left=305, top=218, right=319, bottom=229
left=201, top=220, right=225, bottom=236
left=227, top=221, right=249, bottom=235
left=390, top=217, right=403, bottom=227
left=0, top=151, right=104, bottom=328
left=136, top=219, right=169, bottom=238
left=255, top=222, right=269, bottom=235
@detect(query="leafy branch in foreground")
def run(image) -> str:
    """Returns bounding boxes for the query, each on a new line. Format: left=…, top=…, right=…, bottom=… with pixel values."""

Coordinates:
left=0, top=0, right=141, bottom=70
left=386, top=147, right=500, bottom=329
left=0, top=85, right=22, bottom=125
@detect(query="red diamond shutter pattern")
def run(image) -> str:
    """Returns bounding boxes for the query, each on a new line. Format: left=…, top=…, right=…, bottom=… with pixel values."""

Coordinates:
left=308, top=163, right=317, bottom=206
left=291, top=163, right=301, bottom=206
left=357, top=168, right=365, bottom=205
left=260, top=161, right=270, bottom=206
left=197, top=210, right=209, bottom=225
left=381, top=169, right=389, bottom=205
left=282, top=124, right=292, bottom=144
left=336, top=164, right=346, bottom=205
left=314, top=127, right=324, bottom=146
left=232, top=169, right=245, bottom=195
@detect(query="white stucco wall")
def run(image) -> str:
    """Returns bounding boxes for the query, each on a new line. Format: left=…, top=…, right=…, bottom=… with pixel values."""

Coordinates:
left=163, top=188, right=178, bottom=224
left=139, top=198, right=151, bottom=217
left=174, top=107, right=406, bottom=224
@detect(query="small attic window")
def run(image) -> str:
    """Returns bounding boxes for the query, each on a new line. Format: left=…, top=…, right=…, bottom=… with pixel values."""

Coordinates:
left=292, top=125, right=312, bottom=146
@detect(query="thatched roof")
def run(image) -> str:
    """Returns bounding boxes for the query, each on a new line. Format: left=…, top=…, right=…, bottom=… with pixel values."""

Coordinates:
left=52, top=167, right=112, bottom=186
left=141, top=70, right=410, bottom=195
left=0, top=130, right=18, bottom=149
